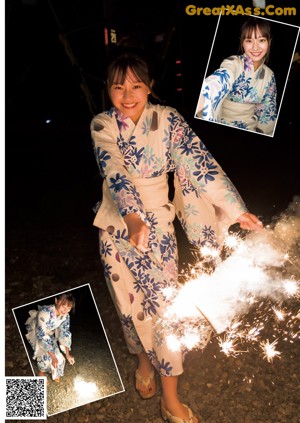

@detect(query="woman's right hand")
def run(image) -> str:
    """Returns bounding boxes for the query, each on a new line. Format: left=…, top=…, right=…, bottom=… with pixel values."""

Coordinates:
left=50, top=353, right=58, bottom=369
left=124, top=213, right=150, bottom=253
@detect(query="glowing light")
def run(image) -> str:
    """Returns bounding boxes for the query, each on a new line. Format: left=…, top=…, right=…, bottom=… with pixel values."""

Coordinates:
left=218, top=337, right=238, bottom=356
left=243, top=325, right=264, bottom=342
left=166, top=334, right=181, bottom=352
left=283, top=280, right=299, bottom=297
left=181, top=330, right=200, bottom=350
left=224, top=234, right=241, bottom=249
left=161, top=286, right=177, bottom=301
left=157, top=198, right=300, bottom=364
left=272, top=306, right=286, bottom=321
left=260, top=339, right=281, bottom=362
left=73, top=376, right=99, bottom=398
left=200, top=246, right=219, bottom=258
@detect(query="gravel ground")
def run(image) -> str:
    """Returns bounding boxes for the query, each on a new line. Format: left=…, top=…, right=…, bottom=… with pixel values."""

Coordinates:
left=5, top=213, right=300, bottom=422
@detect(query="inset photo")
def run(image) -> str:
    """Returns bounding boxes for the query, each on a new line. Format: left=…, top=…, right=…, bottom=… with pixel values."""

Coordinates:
left=194, top=14, right=300, bottom=137
left=12, top=284, right=125, bottom=417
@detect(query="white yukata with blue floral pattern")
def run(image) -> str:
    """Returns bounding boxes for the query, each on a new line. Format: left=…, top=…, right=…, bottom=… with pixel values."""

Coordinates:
left=196, top=54, right=277, bottom=135
left=91, top=102, right=247, bottom=376
left=25, top=305, right=72, bottom=379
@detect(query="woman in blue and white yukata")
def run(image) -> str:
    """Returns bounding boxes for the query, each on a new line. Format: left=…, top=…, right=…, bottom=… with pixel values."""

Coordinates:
left=25, top=293, right=75, bottom=382
left=91, top=49, right=263, bottom=423
left=196, top=17, right=277, bottom=136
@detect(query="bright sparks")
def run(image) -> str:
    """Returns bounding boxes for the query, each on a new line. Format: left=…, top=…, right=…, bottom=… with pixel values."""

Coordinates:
left=200, top=245, right=219, bottom=258
left=218, top=337, right=239, bottom=356
left=158, top=199, right=300, bottom=364
left=283, top=280, right=299, bottom=297
left=260, top=339, right=281, bottom=362
left=224, top=234, right=241, bottom=249
left=272, top=306, right=286, bottom=321
left=73, top=376, right=99, bottom=398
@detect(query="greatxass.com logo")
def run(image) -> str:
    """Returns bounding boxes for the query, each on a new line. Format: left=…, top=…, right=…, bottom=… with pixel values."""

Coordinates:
left=185, top=4, right=297, bottom=17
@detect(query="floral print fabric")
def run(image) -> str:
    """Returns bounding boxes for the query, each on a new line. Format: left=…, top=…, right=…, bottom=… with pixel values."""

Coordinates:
left=196, top=54, right=277, bottom=135
left=25, top=305, right=72, bottom=379
left=91, top=103, right=247, bottom=376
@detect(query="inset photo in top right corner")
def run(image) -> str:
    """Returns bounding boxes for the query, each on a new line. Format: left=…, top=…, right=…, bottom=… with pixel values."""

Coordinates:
left=194, top=12, right=300, bottom=137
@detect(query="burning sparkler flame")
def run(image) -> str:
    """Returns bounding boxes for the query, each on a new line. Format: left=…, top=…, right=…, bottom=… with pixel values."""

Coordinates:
left=73, top=376, right=99, bottom=398
left=158, top=197, right=300, bottom=363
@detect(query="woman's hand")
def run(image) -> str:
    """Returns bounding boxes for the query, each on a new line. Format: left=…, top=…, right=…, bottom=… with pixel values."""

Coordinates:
left=124, top=213, right=150, bottom=253
left=236, top=212, right=263, bottom=231
left=50, top=353, right=58, bottom=369
left=66, top=354, right=75, bottom=365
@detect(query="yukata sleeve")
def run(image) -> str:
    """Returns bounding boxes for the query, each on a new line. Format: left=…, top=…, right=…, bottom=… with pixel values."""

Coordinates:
left=196, top=56, right=237, bottom=121
left=56, top=315, right=72, bottom=350
left=255, top=71, right=277, bottom=136
left=36, top=309, right=56, bottom=353
left=170, top=110, right=248, bottom=224
left=91, top=114, right=148, bottom=224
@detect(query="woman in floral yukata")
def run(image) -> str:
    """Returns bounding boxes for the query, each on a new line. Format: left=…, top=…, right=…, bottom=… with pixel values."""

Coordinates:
left=196, top=17, right=277, bottom=136
left=25, top=293, right=75, bottom=382
left=91, top=48, right=263, bottom=423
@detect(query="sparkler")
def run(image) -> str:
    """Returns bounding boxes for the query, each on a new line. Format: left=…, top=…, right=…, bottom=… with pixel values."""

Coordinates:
left=157, top=197, right=300, bottom=362
left=72, top=364, right=99, bottom=399
left=73, top=375, right=99, bottom=398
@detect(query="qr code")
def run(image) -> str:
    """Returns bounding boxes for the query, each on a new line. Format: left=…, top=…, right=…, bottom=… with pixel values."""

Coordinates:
left=5, top=377, right=47, bottom=420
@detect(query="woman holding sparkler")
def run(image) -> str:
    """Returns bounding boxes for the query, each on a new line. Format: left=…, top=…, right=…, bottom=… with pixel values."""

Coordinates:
left=91, top=47, right=262, bottom=423
left=25, top=293, right=75, bottom=383
left=195, top=17, right=277, bottom=136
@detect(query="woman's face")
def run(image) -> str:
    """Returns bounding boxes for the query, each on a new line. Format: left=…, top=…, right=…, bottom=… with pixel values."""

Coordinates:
left=243, top=27, right=269, bottom=69
left=109, top=67, right=150, bottom=124
left=55, top=300, right=72, bottom=316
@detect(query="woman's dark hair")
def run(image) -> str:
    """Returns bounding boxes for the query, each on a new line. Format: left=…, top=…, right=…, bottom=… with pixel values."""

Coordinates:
left=56, top=293, right=76, bottom=313
left=105, top=45, right=159, bottom=100
left=239, top=17, right=272, bottom=63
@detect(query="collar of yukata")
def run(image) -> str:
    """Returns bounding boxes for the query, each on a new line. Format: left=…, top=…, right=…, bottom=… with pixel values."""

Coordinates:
left=243, top=53, right=265, bottom=75
left=114, top=101, right=152, bottom=129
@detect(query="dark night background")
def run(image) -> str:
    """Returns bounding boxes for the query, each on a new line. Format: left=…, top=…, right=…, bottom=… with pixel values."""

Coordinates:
left=4, top=0, right=300, bottom=421
left=5, top=0, right=300, bottom=233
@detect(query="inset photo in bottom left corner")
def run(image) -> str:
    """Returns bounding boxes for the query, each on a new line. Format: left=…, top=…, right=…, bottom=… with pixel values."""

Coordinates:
left=12, top=283, right=125, bottom=417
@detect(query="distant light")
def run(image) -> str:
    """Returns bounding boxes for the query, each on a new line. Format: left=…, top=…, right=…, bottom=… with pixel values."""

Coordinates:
left=104, top=28, right=109, bottom=46
left=45, top=119, right=52, bottom=124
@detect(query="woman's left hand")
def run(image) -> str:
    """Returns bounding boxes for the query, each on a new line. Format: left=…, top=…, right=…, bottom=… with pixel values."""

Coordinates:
left=236, top=212, right=263, bottom=231
left=66, top=354, right=75, bottom=365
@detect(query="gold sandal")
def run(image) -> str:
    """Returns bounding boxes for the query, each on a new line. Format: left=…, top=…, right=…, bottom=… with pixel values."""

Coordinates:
left=161, top=401, right=197, bottom=423
left=135, top=368, right=157, bottom=399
